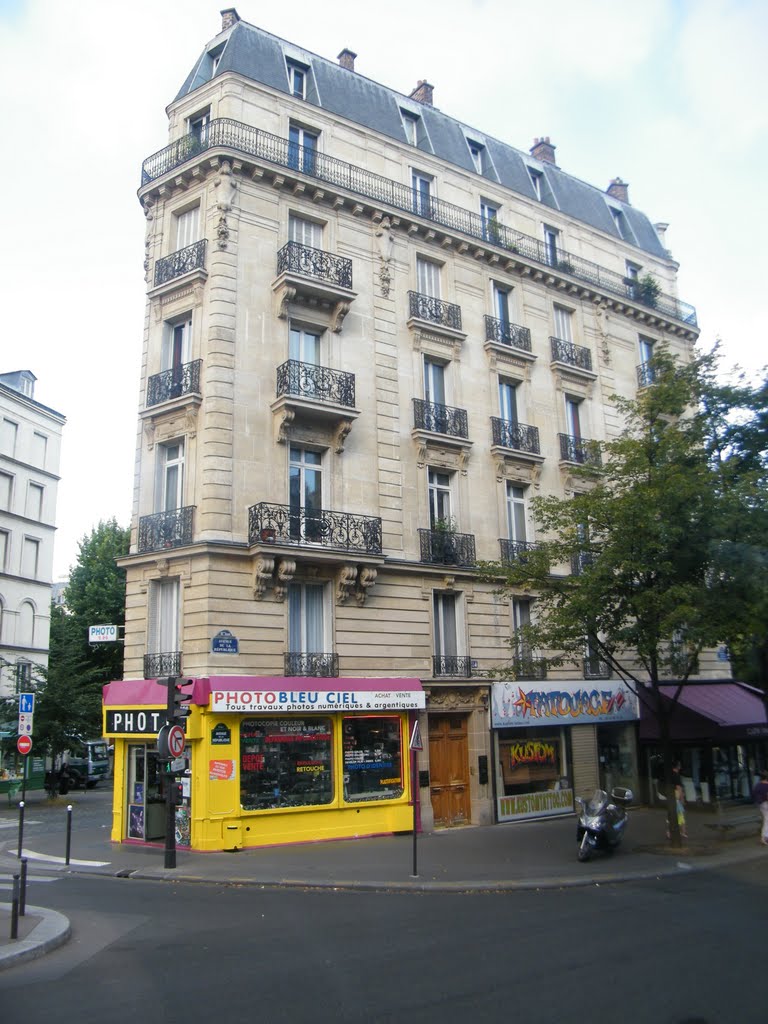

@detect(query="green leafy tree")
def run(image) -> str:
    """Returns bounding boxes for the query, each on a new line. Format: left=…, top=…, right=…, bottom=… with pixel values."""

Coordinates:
left=480, top=348, right=767, bottom=848
left=35, top=519, right=130, bottom=765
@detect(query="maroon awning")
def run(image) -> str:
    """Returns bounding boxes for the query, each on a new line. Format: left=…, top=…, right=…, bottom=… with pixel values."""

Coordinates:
left=639, top=681, right=768, bottom=741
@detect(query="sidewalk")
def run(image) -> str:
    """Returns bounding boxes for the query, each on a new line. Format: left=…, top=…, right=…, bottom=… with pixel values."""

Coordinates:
left=1, top=799, right=765, bottom=969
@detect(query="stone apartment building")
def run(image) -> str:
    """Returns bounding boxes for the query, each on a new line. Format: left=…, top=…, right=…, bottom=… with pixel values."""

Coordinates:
left=110, top=9, right=717, bottom=849
left=0, top=371, right=65, bottom=699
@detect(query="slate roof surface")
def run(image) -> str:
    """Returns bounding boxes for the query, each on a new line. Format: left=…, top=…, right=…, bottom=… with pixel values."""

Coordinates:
left=173, top=18, right=668, bottom=260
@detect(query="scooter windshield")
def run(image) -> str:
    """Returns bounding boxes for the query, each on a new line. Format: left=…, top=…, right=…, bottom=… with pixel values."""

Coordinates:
left=584, top=789, right=609, bottom=815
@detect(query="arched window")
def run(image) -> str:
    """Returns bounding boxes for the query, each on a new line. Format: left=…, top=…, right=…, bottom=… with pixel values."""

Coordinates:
left=17, top=600, right=35, bottom=648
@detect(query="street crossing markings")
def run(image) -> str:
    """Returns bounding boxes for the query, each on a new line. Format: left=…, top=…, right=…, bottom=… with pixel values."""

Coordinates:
left=19, top=848, right=111, bottom=867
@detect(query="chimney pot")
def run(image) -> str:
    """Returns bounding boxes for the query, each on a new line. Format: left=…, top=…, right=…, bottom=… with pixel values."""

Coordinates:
left=530, top=136, right=557, bottom=165
left=409, top=80, right=434, bottom=106
left=220, top=8, right=240, bottom=32
left=338, top=48, right=357, bottom=71
left=606, top=177, right=630, bottom=204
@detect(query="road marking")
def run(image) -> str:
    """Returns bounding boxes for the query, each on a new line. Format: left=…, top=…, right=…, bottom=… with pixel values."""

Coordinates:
left=19, top=848, right=111, bottom=867
left=0, top=876, right=60, bottom=886
left=0, top=820, right=42, bottom=829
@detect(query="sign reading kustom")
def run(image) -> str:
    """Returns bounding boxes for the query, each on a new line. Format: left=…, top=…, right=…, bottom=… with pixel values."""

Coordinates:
left=89, top=624, right=119, bottom=643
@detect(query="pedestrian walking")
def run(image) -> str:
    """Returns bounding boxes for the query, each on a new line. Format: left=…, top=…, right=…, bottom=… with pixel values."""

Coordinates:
left=667, top=761, right=687, bottom=840
left=752, top=769, right=768, bottom=846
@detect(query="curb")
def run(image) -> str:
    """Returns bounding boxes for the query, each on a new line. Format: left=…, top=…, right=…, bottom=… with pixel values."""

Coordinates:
left=0, top=904, right=71, bottom=971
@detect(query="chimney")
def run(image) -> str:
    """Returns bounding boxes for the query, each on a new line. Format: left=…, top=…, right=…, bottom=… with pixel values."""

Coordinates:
left=409, top=80, right=434, bottom=106
left=530, top=137, right=556, bottom=165
left=338, top=48, right=357, bottom=71
left=220, top=8, right=240, bottom=32
left=606, top=177, right=630, bottom=204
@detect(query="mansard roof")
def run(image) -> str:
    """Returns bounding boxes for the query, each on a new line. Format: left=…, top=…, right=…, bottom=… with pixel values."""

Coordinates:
left=175, top=18, right=668, bottom=260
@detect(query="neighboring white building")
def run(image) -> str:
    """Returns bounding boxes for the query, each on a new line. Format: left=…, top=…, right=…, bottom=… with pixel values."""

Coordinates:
left=0, top=371, right=65, bottom=697
left=112, top=10, right=721, bottom=848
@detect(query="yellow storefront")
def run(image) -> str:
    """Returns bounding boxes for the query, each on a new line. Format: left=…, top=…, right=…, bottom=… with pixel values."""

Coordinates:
left=103, top=676, right=425, bottom=851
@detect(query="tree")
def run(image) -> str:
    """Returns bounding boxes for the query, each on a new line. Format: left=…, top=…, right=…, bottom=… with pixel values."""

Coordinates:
left=480, top=348, right=767, bottom=848
left=35, top=519, right=130, bottom=765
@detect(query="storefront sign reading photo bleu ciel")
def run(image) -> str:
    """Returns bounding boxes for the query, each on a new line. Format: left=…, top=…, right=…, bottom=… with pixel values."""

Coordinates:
left=491, top=679, right=639, bottom=728
left=211, top=723, right=231, bottom=745
left=105, top=709, right=167, bottom=734
left=211, top=630, right=239, bottom=655
left=211, top=681, right=426, bottom=713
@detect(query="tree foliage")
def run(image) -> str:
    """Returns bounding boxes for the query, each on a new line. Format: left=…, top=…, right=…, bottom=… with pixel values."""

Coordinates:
left=480, top=347, right=767, bottom=846
left=34, top=519, right=130, bottom=760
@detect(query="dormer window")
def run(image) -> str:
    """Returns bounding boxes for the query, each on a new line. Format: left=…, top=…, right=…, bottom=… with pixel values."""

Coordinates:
left=528, top=168, right=543, bottom=200
left=401, top=111, right=420, bottom=146
left=468, top=140, right=484, bottom=174
left=287, top=61, right=308, bottom=99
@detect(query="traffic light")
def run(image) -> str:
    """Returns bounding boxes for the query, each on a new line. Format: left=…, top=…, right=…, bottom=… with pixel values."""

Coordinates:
left=165, top=676, right=193, bottom=726
left=168, top=779, right=184, bottom=806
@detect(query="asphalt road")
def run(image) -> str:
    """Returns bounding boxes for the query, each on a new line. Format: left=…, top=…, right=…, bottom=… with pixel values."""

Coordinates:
left=1, top=858, right=764, bottom=1023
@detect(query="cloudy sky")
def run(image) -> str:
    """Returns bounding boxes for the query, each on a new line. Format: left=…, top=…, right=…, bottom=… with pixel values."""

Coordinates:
left=0, top=0, right=765, bottom=580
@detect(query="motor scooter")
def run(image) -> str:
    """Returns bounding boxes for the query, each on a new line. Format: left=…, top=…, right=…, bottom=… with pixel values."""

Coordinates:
left=576, top=787, right=633, bottom=862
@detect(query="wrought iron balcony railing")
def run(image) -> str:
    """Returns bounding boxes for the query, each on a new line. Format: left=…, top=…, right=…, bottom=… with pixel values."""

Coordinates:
left=284, top=652, right=340, bottom=677
left=408, top=291, right=462, bottom=331
left=636, top=362, right=656, bottom=388
left=277, top=359, right=355, bottom=407
left=583, top=657, right=612, bottom=680
left=511, top=655, right=548, bottom=680
left=500, top=539, right=539, bottom=563
left=143, top=651, right=182, bottom=678
left=558, top=434, right=602, bottom=467
left=138, top=506, right=195, bottom=553
left=146, top=359, right=202, bottom=408
left=419, top=528, right=476, bottom=567
left=484, top=315, right=532, bottom=353
left=276, top=240, right=353, bottom=290
left=140, top=119, right=697, bottom=327
left=413, top=398, right=468, bottom=439
left=571, top=550, right=595, bottom=576
left=432, top=655, right=474, bottom=678
left=550, top=337, right=593, bottom=372
left=248, top=502, right=382, bottom=554
left=491, top=417, right=540, bottom=454
left=154, top=239, right=207, bottom=287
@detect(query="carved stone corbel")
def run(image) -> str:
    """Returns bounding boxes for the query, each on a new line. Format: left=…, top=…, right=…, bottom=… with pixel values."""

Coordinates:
left=331, top=301, right=351, bottom=333
left=254, top=555, right=275, bottom=599
left=458, top=448, right=471, bottom=476
left=333, top=420, right=353, bottom=454
left=416, top=442, right=428, bottom=469
left=443, top=575, right=456, bottom=590
left=144, top=420, right=156, bottom=451
left=155, top=558, right=170, bottom=577
left=274, top=559, right=296, bottom=602
left=355, top=566, right=378, bottom=605
left=275, top=407, right=295, bottom=445
left=335, top=564, right=358, bottom=603
left=275, top=285, right=296, bottom=320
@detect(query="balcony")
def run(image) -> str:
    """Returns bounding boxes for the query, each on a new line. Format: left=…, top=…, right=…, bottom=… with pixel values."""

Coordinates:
left=432, top=655, right=474, bottom=678
left=558, top=434, right=602, bottom=467
left=637, top=362, right=656, bottom=388
left=248, top=502, right=382, bottom=555
left=277, top=359, right=355, bottom=408
left=583, top=657, right=612, bottom=680
left=146, top=359, right=202, bottom=408
left=153, top=239, right=207, bottom=289
left=511, top=656, right=548, bottom=681
left=273, top=241, right=356, bottom=331
left=419, top=528, right=476, bottom=567
left=140, top=119, right=697, bottom=331
left=138, top=506, right=195, bottom=553
left=413, top=398, right=468, bottom=439
left=143, top=651, right=182, bottom=678
left=550, top=337, right=593, bottom=375
left=284, top=652, right=339, bottom=677
left=408, top=291, right=462, bottom=333
left=571, top=551, right=595, bottom=576
left=500, top=539, right=538, bottom=563
left=491, top=417, right=541, bottom=455
left=484, top=315, right=532, bottom=355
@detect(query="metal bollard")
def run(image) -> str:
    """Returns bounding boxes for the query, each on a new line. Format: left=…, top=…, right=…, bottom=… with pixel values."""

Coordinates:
left=10, top=874, right=19, bottom=940
left=19, top=857, right=28, bottom=916
left=17, top=800, right=25, bottom=859
left=65, top=804, right=73, bottom=865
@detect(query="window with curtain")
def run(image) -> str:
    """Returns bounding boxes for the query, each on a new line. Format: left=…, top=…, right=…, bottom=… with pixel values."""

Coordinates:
left=288, top=582, right=326, bottom=654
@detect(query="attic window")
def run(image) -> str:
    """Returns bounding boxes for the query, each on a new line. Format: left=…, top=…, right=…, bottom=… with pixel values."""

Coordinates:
left=210, top=45, right=225, bottom=75
left=401, top=111, right=420, bottom=146
left=528, top=168, right=543, bottom=200
left=287, top=61, right=308, bottom=100
left=467, top=141, right=484, bottom=174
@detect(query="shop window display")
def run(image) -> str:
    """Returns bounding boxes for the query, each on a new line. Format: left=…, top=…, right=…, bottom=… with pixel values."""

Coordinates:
left=498, top=728, right=566, bottom=796
left=343, top=716, right=403, bottom=802
left=240, top=718, right=333, bottom=810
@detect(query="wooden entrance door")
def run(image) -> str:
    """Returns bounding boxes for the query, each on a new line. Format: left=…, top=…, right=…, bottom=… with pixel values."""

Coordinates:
left=428, top=714, right=470, bottom=827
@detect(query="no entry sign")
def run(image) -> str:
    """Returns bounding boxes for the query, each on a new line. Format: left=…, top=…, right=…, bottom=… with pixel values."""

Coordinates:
left=17, top=735, right=32, bottom=755
left=167, top=724, right=185, bottom=759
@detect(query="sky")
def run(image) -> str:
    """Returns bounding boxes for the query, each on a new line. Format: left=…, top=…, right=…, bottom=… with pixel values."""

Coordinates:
left=0, top=0, right=765, bottom=580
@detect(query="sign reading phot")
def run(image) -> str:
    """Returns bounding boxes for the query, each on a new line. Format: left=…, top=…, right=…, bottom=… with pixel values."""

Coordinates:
left=106, top=709, right=166, bottom=735
left=491, top=680, right=639, bottom=729
left=211, top=686, right=425, bottom=713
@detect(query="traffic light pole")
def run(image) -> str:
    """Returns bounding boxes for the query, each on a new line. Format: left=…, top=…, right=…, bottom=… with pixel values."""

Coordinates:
left=164, top=675, right=177, bottom=870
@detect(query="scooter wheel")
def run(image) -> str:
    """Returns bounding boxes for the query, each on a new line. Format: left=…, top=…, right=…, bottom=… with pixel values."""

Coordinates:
left=577, top=831, right=591, bottom=863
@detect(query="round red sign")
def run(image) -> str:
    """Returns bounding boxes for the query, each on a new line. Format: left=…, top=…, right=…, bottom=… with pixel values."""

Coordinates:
left=167, top=724, right=186, bottom=759
left=17, top=735, right=32, bottom=755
